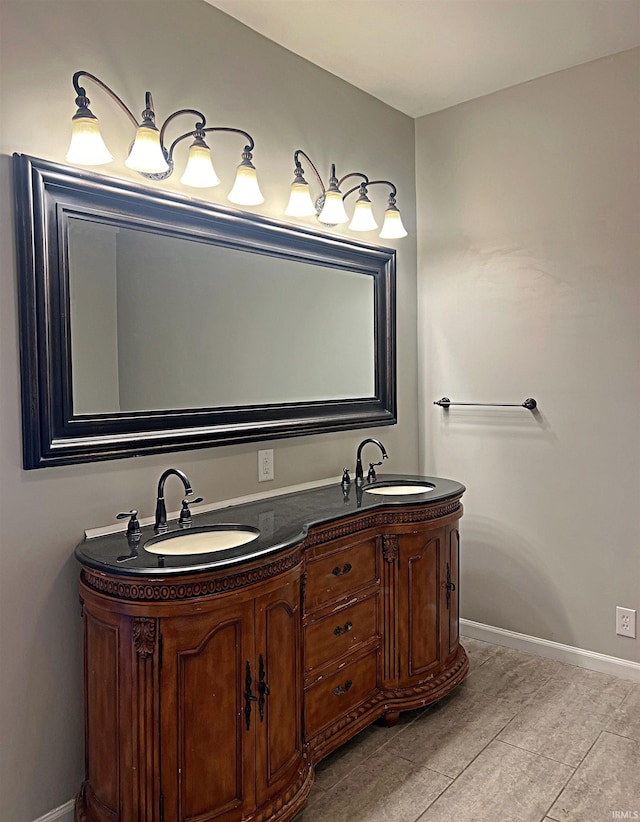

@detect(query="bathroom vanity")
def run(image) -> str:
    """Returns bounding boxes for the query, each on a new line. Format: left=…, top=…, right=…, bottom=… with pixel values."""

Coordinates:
left=74, top=475, right=467, bottom=822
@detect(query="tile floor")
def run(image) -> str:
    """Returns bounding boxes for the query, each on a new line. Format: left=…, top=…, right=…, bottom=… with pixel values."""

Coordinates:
left=294, top=636, right=640, bottom=822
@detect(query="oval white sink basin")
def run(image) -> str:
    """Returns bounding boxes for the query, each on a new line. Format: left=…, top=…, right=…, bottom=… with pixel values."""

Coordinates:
left=144, top=526, right=260, bottom=556
left=364, top=484, right=434, bottom=496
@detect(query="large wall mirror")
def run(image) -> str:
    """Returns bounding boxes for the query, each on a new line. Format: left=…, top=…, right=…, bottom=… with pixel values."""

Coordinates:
left=13, top=155, right=396, bottom=468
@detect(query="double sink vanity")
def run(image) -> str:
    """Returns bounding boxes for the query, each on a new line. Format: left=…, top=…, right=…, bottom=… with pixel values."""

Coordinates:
left=74, top=462, right=467, bottom=822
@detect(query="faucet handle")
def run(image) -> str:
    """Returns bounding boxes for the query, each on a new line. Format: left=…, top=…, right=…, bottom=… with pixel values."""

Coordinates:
left=367, top=461, right=383, bottom=482
left=116, top=509, right=141, bottom=538
left=179, top=496, right=204, bottom=528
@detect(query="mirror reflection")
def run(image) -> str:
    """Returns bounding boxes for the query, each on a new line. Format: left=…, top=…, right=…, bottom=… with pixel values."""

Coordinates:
left=68, top=219, right=375, bottom=415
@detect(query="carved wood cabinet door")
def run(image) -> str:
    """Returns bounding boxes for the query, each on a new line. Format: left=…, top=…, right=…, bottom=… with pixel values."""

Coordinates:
left=397, top=527, right=446, bottom=684
left=253, top=578, right=303, bottom=809
left=159, top=600, right=256, bottom=822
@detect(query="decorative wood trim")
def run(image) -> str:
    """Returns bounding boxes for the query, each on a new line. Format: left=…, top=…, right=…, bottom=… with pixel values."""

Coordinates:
left=382, top=534, right=399, bottom=563
left=255, top=765, right=314, bottom=822
left=81, top=549, right=303, bottom=602
left=382, top=538, right=399, bottom=685
left=75, top=781, right=118, bottom=822
left=131, top=620, right=160, bottom=819
left=304, top=500, right=461, bottom=548
left=132, top=617, right=156, bottom=658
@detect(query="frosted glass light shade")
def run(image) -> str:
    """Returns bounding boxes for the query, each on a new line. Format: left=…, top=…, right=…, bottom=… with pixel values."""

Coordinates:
left=348, top=196, right=378, bottom=232
left=318, top=190, right=349, bottom=225
left=180, top=142, right=221, bottom=188
left=228, top=162, right=264, bottom=206
left=379, top=206, right=408, bottom=239
left=66, top=116, right=113, bottom=165
left=125, top=124, right=169, bottom=174
left=285, top=181, right=316, bottom=217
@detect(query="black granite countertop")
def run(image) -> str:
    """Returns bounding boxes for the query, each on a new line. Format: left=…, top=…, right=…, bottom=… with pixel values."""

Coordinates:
left=75, top=474, right=465, bottom=577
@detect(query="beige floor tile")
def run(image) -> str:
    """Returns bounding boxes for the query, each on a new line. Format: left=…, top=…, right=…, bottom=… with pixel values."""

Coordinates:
left=549, top=664, right=634, bottom=714
left=295, top=747, right=451, bottom=822
left=462, top=646, right=562, bottom=706
left=549, top=732, right=640, bottom=821
left=498, top=677, right=613, bottom=766
left=607, top=684, right=640, bottom=742
left=386, top=686, right=517, bottom=777
left=460, top=636, right=500, bottom=670
left=417, top=739, right=573, bottom=822
left=312, top=710, right=420, bottom=790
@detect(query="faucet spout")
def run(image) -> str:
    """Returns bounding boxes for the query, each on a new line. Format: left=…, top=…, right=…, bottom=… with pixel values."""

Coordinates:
left=355, top=438, right=388, bottom=485
left=154, top=468, right=193, bottom=533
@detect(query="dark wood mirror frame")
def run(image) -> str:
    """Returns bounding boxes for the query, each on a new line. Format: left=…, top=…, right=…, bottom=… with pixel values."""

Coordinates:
left=13, top=154, right=396, bottom=469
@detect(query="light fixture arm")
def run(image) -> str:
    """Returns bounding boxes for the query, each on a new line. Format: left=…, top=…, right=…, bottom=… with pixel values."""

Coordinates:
left=201, top=127, right=255, bottom=153
left=159, top=108, right=207, bottom=155
left=71, top=70, right=139, bottom=129
left=337, top=171, right=369, bottom=192
left=165, top=123, right=256, bottom=166
left=341, top=178, right=397, bottom=201
left=293, top=149, right=326, bottom=194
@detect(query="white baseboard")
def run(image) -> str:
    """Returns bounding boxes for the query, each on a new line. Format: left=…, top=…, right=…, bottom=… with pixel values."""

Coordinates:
left=460, top=619, right=640, bottom=682
left=33, top=799, right=74, bottom=822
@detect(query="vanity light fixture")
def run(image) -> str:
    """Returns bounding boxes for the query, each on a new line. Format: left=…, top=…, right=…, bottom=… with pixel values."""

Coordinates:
left=65, top=71, right=264, bottom=205
left=284, top=149, right=408, bottom=239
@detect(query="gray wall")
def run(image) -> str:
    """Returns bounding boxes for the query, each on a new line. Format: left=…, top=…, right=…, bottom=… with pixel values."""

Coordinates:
left=416, top=49, right=640, bottom=661
left=0, top=2, right=417, bottom=819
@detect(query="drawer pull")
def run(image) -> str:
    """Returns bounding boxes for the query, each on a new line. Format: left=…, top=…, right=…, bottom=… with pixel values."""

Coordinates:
left=333, top=680, right=353, bottom=696
left=332, top=563, right=352, bottom=577
left=334, top=621, right=353, bottom=637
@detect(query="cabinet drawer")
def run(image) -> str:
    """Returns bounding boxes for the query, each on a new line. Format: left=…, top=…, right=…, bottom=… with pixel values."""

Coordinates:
left=305, top=538, right=378, bottom=613
left=304, top=594, right=378, bottom=675
left=304, top=648, right=378, bottom=739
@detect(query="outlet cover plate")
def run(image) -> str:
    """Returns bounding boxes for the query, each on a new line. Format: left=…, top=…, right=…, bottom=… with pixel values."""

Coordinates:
left=258, top=449, right=274, bottom=482
left=616, top=606, right=637, bottom=638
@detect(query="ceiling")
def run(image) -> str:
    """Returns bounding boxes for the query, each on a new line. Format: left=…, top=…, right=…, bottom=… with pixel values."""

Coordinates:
left=204, top=0, right=640, bottom=118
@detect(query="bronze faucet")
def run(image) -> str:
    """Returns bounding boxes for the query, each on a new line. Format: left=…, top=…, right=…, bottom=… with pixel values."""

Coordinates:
left=355, top=439, right=388, bottom=485
left=154, top=468, right=193, bottom=533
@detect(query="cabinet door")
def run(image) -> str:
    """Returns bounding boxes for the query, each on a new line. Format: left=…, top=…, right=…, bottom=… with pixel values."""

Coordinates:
left=398, top=529, right=444, bottom=683
left=254, top=579, right=303, bottom=808
left=160, top=601, right=256, bottom=822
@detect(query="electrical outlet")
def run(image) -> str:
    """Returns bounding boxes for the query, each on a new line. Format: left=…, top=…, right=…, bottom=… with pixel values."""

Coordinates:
left=616, top=606, right=637, bottom=638
left=258, top=449, right=274, bottom=482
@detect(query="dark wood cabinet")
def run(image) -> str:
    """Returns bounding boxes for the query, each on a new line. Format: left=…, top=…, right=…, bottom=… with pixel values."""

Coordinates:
left=398, top=528, right=444, bottom=684
left=160, top=597, right=256, bottom=822
left=76, top=496, right=467, bottom=822
left=158, top=574, right=303, bottom=822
